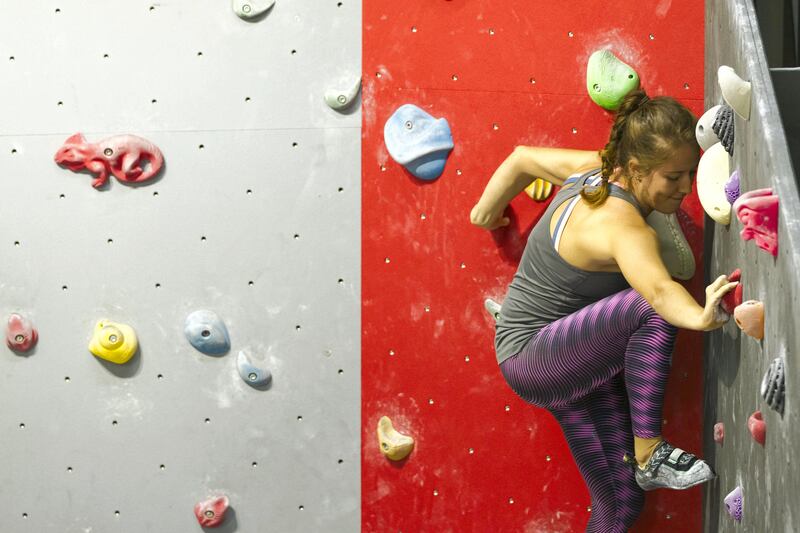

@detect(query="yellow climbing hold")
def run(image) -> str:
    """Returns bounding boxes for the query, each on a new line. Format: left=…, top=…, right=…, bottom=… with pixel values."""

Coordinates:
left=88, top=320, right=138, bottom=364
left=377, top=416, right=415, bottom=461
left=524, top=178, right=553, bottom=202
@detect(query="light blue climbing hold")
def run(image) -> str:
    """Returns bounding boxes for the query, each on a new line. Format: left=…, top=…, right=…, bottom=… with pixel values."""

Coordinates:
left=237, top=350, right=272, bottom=388
left=184, top=310, right=230, bottom=356
left=383, top=104, right=453, bottom=180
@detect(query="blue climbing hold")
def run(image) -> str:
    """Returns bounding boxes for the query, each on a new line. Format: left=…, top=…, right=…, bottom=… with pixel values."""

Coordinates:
left=237, top=350, right=272, bottom=388
left=184, top=310, right=231, bottom=356
left=383, top=104, right=453, bottom=180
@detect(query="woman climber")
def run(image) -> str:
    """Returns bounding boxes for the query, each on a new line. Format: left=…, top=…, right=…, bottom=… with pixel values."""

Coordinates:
left=470, top=90, right=737, bottom=533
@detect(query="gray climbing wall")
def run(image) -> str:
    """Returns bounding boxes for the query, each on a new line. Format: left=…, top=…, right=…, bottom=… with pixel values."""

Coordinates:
left=704, top=0, right=799, bottom=531
left=0, top=2, right=361, bottom=532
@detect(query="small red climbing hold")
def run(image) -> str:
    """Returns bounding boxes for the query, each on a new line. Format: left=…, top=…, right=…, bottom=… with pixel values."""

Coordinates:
left=720, top=269, right=743, bottom=315
left=194, top=495, right=229, bottom=528
left=713, top=422, right=724, bottom=445
left=747, top=411, right=766, bottom=446
left=6, top=313, right=38, bottom=353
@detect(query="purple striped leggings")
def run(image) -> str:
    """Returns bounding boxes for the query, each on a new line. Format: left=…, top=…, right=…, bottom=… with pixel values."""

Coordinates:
left=499, top=288, right=677, bottom=532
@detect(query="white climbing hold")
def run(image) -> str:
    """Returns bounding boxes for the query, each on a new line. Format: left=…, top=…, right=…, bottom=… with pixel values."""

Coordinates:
left=325, top=78, right=362, bottom=111
left=718, top=66, right=751, bottom=120
left=697, top=142, right=731, bottom=224
left=696, top=104, right=722, bottom=150
left=232, top=0, right=275, bottom=20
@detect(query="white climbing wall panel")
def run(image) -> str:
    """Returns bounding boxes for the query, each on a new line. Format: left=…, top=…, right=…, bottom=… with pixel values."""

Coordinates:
left=0, top=1, right=360, bottom=531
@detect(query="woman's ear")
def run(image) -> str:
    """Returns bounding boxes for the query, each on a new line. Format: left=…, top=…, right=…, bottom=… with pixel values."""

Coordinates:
left=626, top=158, right=644, bottom=181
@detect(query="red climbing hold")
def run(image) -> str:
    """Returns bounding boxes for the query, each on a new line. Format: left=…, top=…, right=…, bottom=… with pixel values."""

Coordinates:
left=54, top=133, right=164, bottom=188
left=747, top=411, right=766, bottom=446
left=713, top=422, right=724, bottom=445
left=6, top=313, right=38, bottom=353
left=733, top=188, right=779, bottom=256
left=720, top=269, right=743, bottom=315
left=194, top=495, right=229, bottom=528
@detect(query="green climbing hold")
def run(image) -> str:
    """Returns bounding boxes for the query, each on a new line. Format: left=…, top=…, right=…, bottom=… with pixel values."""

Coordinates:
left=586, top=50, right=640, bottom=111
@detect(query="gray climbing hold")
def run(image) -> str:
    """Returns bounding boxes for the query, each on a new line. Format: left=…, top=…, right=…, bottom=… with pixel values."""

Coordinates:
left=325, top=78, right=362, bottom=111
left=484, top=299, right=501, bottom=321
left=232, top=0, right=275, bottom=20
left=761, top=357, right=785, bottom=415
left=184, top=310, right=231, bottom=356
left=237, top=350, right=272, bottom=388
left=712, top=105, right=734, bottom=156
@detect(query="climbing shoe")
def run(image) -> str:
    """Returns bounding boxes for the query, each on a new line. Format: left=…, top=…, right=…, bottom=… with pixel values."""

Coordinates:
left=623, top=441, right=716, bottom=491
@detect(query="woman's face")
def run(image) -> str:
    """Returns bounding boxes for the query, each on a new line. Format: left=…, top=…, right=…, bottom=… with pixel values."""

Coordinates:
left=634, top=143, right=699, bottom=215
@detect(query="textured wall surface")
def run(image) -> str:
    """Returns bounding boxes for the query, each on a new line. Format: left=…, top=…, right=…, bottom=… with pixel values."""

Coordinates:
left=362, top=1, right=706, bottom=531
left=704, top=0, right=800, bottom=531
left=0, top=2, right=361, bottom=531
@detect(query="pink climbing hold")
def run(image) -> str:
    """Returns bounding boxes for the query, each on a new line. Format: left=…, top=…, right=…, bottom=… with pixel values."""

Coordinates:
left=720, top=269, right=743, bottom=315
left=747, top=410, right=766, bottom=446
left=6, top=313, right=38, bottom=353
left=732, top=187, right=779, bottom=256
left=54, top=133, right=164, bottom=189
left=194, top=495, right=229, bottom=528
left=713, top=422, right=724, bottom=445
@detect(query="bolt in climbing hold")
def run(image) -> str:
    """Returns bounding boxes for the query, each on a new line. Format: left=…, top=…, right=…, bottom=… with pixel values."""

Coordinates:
left=733, top=188, right=779, bottom=257
left=383, top=104, right=454, bottom=181
left=585, top=49, right=640, bottom=111
left=748, top=410, right=766, bottom=446
left=713, top=422, right=724, bottom=445
left=720, top=268, right=742, bottom=315
left=524, top=178, right=553, bottom=201
left=724, top=170, right=740, bottom=205
left=724, top=486, right=743, bottom=522
left=696, top=143, right=731, bottom=225
left=184, top=310, right=231, bottom=356
left=718, top=66, right=751, bottom=120
left=712, top=105, right=735, bottom=155
left=6, top=313, right=38, bottom=354
left=761, top=358, right=785, bottom=415
left=696, top=104, right=723, bottom=150
left=88, top=320, right=138, bottom=364
left=377, top=416, right=415, bottom=461
left=236, top=350, right=272, bottom=388
left=733, top=300, right=764, bottom=340
left=194, top=495, right=229, bottom=528
left=231, top=0, right=274, bottom=20
left=484, top=299, right=501, bottom=321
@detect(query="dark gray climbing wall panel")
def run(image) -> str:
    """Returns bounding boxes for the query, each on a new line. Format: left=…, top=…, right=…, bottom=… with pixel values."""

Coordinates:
left=0, top=1, right=360, bottom=531
left=705, top=0, right=799, bottom=531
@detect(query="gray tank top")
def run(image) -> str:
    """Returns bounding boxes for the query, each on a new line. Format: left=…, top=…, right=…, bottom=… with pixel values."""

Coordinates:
left=494, top=168, right=645, bottom=364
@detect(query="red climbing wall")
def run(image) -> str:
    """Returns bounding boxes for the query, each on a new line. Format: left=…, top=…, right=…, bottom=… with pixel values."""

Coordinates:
left=362, top=2, right=706, bottom=531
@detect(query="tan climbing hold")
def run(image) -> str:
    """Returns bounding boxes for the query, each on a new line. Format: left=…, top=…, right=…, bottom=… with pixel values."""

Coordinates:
left=734, top=300, right=764, bottom=340
left=377, top=416, right=415, bottom=461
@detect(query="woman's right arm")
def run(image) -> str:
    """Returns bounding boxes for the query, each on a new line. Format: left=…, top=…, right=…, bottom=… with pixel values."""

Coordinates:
left=610, top=216, right=737, bottom=331
left=470, top=146, right=601, bottom=230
